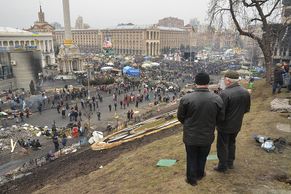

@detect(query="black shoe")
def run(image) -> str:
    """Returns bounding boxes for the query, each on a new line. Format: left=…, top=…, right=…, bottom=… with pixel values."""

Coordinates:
left=213, top=166, right=227, bottom=173
left=185, top=179, right=197, bottom=186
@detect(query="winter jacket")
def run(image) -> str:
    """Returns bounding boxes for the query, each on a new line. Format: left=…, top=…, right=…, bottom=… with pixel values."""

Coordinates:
left=177, top=88, right=224, bottom=146
left=217, top=82, right=250, bottom=134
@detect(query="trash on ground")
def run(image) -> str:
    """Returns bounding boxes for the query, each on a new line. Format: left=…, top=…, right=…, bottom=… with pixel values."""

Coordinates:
left=156, top=159, right=177, bottom=167
left=276, top=123, right=291, bottom=133
left=254, top=135, right=288, bottom=153
left=270, top=98, right=291, bottom=113
left=207, top=154, right=218, bottom=161
left=88, top=131, right=103, bottom=144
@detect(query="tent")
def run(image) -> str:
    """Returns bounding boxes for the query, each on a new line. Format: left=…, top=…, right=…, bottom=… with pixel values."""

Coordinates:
left=151, top=62, right=160, bottom=67
left=106, top=62, right=114, bottom=66
left=126, top=68, right=140, bottom=77
left=141, top=63, right=151, bottom=68
left=123, top=66, right=132, bottom=74
left=101, top=66, right=113, bottom=71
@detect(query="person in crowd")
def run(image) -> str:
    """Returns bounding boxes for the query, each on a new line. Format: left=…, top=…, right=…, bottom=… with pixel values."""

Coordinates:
left=215, top=71, right=251, bottom=172
left=97, top=110, right=101, bottom=121
left=272, top=63, right=285, bottom=94
left=108, top=104, right=112, bottom=112
left=62, top=134, right=67, bottom=147
left=177, top=72, right=224, bottom=186
left=52, top=135, right=59, bottom=152
left=114, top=102, right=117, bottom=111
left=19, top=111, right=24, bottom=122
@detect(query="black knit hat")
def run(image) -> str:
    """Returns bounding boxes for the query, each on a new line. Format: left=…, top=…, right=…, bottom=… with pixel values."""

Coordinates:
left=195, top=72, right=210, bottom=85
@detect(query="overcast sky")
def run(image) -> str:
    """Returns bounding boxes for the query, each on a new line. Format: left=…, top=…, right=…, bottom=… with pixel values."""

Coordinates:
left=0, top=0, right=210, bottom=29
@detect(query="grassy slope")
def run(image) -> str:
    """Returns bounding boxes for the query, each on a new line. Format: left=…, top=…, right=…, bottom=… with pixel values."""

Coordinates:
left=35, top=80, right=291, bottom=194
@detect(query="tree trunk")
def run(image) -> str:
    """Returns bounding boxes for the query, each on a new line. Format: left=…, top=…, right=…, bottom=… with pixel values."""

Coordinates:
left=260, top=33, right=273, bottom=83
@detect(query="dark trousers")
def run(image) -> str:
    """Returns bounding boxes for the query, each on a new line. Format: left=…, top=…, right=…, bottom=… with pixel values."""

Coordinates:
left=217, top=132, right=238, bottom=169
left=272, top=81, right=283, bottom=94
left=185, top=144, right=211, bottom=183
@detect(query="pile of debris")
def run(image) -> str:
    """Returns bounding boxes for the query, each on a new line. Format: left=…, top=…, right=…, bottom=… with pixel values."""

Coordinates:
left=0, top=142, right=82, bottom=186
left=0, top=124, right=52, bottom=152
left=270, top=98, right=291, bottom=113
left=254, top=135, right=288, bottom=153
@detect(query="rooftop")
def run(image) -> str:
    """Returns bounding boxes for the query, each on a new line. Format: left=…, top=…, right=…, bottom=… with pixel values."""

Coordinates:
left=0, top=27, right=52, bottom=36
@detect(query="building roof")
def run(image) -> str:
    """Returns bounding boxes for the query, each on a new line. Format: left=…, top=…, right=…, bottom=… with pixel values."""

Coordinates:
left=157, top=26, right=185, bottom=31
left=0, top=27, right=52, bottom=37
left=0, top=27, right=29, bottom=34
left=103, top=25, right=185, bottom=31
left=54, top=28, right=99, bottom=32
left=104, top=25, right=153, bottom=30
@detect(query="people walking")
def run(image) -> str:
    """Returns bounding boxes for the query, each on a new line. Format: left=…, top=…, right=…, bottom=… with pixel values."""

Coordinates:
left=215, top=71, right=251, bottom=172
left=177, top=72, right=224, bottom=186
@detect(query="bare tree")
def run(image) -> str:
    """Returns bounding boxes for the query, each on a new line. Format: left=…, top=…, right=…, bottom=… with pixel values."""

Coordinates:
left=209, top=0, right=282, bottom=81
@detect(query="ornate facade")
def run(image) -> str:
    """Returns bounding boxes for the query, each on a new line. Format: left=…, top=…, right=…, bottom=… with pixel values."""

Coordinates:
left=54, top=25, right=190, bottom=56
left=26, top=6, right=54, bottom=33
left=54, top=29, right=101, bottom=53
left=0, top=27, right=55, bottom=67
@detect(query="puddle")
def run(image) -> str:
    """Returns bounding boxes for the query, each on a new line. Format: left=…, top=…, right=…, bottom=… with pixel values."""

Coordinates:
left=276, top=123, right=291, bottom=133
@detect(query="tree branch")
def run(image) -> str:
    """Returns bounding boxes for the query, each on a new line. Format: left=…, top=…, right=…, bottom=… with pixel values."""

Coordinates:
left=264, top=0, right=281, bottom=18
left=250, top=18, right=263, bottom=22
left=229, top=0, right=262, bottom=44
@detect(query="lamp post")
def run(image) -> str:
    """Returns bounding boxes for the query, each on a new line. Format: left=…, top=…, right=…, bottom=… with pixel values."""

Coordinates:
left=85, top=62, right=93, bottom=99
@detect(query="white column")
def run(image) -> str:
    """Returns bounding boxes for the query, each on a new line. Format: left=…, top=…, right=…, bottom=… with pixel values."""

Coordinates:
left=63, top=0, right=72, bottom=41
left=48, top=40, right=51, bottom=52
left=51, top=41, right=54, bottom=52
left=43, top=41, right=46, bottom=52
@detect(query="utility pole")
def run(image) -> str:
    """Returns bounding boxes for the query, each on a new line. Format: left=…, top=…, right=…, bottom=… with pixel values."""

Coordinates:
left=189, top=30, right=192, bottom=65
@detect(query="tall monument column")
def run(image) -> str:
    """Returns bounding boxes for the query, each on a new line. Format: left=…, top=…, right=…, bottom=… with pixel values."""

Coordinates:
left=62, top=0, right=73, bottom=45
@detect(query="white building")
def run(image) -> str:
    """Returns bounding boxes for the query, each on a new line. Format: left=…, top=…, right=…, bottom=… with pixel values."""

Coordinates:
left=0, top=27, right=55, bottom=67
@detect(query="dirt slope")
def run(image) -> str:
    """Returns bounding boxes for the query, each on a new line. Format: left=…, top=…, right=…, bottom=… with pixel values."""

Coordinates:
left=2, top=80, right=291, bottom=194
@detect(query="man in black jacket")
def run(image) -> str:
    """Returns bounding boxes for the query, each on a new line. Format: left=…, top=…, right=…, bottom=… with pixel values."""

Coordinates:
left=177, top=72, right=224, bottom=186
left=215, top=71, right=251, bottom=172
left=272, top=63, right=285, bottom=94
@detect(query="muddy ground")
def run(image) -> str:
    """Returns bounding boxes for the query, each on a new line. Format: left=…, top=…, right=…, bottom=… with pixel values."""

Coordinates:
left=0, top=126, right=181, bottom=194
left=0, top=104, right=179, bottom=194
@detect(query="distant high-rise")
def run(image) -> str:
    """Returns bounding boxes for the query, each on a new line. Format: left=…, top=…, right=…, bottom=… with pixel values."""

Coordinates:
left=158, top=17, right=184, bottom=28
left=75, top=16, right=90, bottom=29
left=75, top=16, right=84, bottom=29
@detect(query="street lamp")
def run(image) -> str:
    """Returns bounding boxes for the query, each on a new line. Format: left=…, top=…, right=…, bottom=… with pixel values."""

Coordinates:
left=85, top=63, right=93, bottom=99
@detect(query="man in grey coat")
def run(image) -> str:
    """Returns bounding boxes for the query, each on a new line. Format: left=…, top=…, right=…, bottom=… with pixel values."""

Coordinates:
left=177, top=72, right=224, bottom=186
left=215, top=71, right=251, bottom=172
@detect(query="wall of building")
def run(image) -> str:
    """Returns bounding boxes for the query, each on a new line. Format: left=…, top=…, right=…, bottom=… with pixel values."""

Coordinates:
left=159, top=29, right=188, bottom=53
left=54, top=29, right=101, bottom=53
left=10, top=50, right=42, bottom=90
left=0, top=78, right=16, bottom=91
left=0, top=32, right=55, bottom=67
